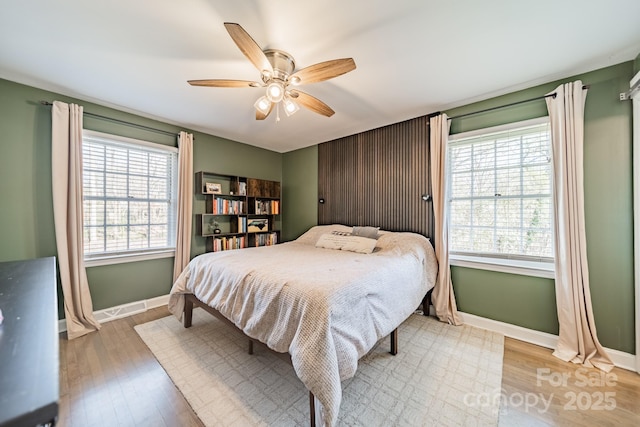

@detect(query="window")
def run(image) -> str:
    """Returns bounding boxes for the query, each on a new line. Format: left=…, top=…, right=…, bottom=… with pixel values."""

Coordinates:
left=82, top=130, right=178, bottom=265
left=447, top=118, right=553, bottom=276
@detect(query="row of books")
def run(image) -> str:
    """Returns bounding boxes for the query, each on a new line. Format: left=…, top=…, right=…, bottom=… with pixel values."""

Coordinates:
left=211, top=199, right=279, bottom=215
left=254, top=200, right=280, bottom=215
left=254, top=232, right=278, bottom=247
left=212, top=236, right=247, bottom=252
left=213, top=198, right=245, bottom=215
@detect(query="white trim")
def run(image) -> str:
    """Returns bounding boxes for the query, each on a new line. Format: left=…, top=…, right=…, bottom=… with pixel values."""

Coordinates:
left=459, top=311, right=637, bottom=372
left=58, top=296, right=637, bottom=372
left=450, top=254, right=555, bottom=279
left=84, top=249, right=175, bottom=267
left=83, top=129, right=178, bottom=153
left=81, top=129, right=179, bottom=262
left=58, top=294, right=170, bottom=333
left=446, top=117, right=554, bottom=265
left=631, top=72, right=640, bottom=374
left=449, top=116, right=549, bottom=141
left=631, top=70, right=640, bottom=90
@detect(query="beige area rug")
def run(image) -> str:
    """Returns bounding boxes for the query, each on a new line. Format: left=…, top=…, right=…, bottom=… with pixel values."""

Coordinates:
left=135, top=309, right=504, bottom=426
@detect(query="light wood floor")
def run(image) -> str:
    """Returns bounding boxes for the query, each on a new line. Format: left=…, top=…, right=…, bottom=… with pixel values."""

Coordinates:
left=58, top=307, right=640, bottom=426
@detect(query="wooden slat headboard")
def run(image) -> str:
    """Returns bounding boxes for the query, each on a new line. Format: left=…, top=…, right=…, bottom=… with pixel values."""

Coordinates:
left=318, top=115, right=433, bottom=238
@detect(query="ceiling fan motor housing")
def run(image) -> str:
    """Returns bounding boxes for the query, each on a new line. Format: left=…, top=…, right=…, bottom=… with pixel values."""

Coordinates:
left=263, top=49, right=296, bottom=82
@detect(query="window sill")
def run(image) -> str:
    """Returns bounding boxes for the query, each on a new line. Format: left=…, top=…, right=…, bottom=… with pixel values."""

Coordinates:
left=449, top=254, right=555, bottom=279
left=85, top=249, right=175, bottom=267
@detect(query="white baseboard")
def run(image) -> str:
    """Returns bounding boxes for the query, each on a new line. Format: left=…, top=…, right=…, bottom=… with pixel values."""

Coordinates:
left=60, top=297, right=636, bottom=372
left=58, top=294, right=169, bottom=333
left=459, top=311, right=637, bottom=373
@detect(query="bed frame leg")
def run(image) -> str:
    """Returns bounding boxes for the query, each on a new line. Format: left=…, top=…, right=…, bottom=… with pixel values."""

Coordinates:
left=309, top=391, right=316, bottom=427
left=183, top=295, right=193, bottom=328
left=390, top=328, right=398, bottom=355
left=422, top=289, right=433, bottom=316
left=248, top=339, right=254, bottom=355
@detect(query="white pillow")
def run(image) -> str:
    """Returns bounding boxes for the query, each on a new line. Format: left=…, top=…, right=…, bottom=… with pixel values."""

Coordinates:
left=315, top=233, right=377, bottom=254
left=295, top=224, right=353, bottom=245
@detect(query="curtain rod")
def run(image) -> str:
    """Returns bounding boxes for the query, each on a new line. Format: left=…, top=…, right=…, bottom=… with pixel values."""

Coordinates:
left=40, top=101, right=179, bottom=138
left=446, top=85, right=589, bottom=121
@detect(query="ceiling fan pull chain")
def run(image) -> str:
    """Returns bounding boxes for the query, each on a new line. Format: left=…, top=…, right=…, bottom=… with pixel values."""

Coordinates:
left=276, top=102, right=281, bottom=122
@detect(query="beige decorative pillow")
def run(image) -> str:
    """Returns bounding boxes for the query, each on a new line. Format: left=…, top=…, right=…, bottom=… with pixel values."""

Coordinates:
left=315, top=233, right=377, bottom=254
left=295, top=225, right=352, bottom=246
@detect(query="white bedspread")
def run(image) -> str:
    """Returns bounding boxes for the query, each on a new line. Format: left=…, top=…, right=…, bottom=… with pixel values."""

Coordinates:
left=168, top=225, right=438, bottom=426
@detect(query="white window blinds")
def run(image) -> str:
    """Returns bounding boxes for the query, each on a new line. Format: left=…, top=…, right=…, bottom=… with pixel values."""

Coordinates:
left=82, top=131, right=178, bottom=259
left=448, top=118, right=553, bottom=261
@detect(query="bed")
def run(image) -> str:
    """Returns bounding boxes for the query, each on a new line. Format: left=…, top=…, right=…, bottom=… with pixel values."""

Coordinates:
left=168, top=224, right=438, bottom=426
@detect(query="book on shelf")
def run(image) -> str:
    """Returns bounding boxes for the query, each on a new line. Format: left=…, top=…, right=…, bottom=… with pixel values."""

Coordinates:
left=237, top=216, right=247, bottom=233
left=238, top=182, right=247, bottom=196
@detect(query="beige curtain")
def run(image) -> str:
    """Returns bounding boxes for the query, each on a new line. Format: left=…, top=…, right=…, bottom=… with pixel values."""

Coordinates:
left=429, top=113, right=462, bottom=325
left=173, top=131, right=194, bottom=282
left=633, top=87, right=640, bottom=374
left=51, top=101, right=101, bottom=339
left=546, top=81, right=613, bottom=372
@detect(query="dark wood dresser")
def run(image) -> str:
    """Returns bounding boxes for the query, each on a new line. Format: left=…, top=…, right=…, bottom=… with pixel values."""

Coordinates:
left=0, top=257, right=58, bottom=427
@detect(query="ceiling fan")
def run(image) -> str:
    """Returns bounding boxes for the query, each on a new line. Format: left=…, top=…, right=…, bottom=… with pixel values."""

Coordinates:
left=188, top=23, right=356, bottom=120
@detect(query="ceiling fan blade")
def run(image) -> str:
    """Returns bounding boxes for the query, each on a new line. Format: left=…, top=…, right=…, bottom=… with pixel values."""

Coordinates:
left=289, top=58, right=356, bottom=85
left=256, top=102, right=274, bottom=120
left=289, top=90, right=335, bottom=117
left=224, top=22, right=273, bottom=76
left=188, top=79, right=261, bottom=88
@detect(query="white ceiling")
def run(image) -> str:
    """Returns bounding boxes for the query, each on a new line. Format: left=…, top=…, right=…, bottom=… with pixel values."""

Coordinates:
left=1, top=1, right=639, bottom=153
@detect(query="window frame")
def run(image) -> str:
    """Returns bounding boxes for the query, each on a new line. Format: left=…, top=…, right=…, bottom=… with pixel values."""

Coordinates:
left=447, top=117, right=555, bottom=278
left=81, top=130, right=178, bottom=267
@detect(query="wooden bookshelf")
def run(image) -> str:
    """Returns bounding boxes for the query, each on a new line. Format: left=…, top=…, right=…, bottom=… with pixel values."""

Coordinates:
left=195, top=171, right=281, bottom=252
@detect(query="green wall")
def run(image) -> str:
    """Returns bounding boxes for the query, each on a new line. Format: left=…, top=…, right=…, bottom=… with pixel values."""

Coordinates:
left=0, top=78, right=282, bottom=314
left=281, top=62, right=636, bottom=354
left=2, top=58, right=635, bottom=353
left=282, top=145, right=318, bottom=241
left=445, top=62, right=635, bottom=354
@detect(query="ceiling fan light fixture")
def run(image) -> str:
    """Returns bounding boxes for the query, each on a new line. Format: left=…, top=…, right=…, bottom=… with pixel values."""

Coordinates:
left=283, top=97, right=300, bottom=116
left=289, top=75, right=301, bottom=86
left=266, top=82, right=285, bottom=103
left=254, top=96, right=271, bottom=114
